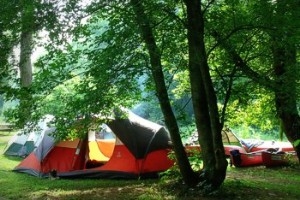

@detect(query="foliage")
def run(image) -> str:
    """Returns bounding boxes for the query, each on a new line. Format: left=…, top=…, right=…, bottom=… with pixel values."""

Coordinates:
left=0, top=0, right=81, bottom=128
left=1, top=0, right=294, bottom=139
left=204, top=0, right=299, bottom=137
left=161, top=149, right=202, bottom=181
left=160, top=155, right=183, bottom=181
left=179, top=124, right=196, bottom=144
left=226, top=90, right=280, bottom=138
left=187, top=149, right=203, bottom=172
left=294, top=139, right=300, bottom=147
left=5, top=0, right=198, bottom=139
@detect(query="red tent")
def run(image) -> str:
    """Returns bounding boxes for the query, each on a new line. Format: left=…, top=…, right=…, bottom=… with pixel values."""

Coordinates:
left=13, top=111, right=174, bottom=179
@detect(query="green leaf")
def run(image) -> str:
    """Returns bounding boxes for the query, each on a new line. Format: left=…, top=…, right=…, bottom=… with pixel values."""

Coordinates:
left=293, top=140, right=300, bottom=147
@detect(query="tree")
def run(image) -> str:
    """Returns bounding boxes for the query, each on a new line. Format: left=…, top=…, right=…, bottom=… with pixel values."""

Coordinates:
left=0, top=1, right=19, bottom=94
left=1, top=0, right=75, bottom=127
left=30, top=5, right=145, bottom=139
left=9, top=0, right=229, bottom=189
left=17, top=1, right=35, bottom=126
left=19, top=1, right=34, bottom=87
left=129, top=0, right=228, bottom=188
left=269, top=0, right=300, bottom=158
left=209, top=0, right=300, bottom=160
left=24, top=0, right=204, bottom=187
left=183, top=0, right=227, bottom=188
left=130, top=0, right=199, bottom=186
left=1, top=0, right=64, bottom=89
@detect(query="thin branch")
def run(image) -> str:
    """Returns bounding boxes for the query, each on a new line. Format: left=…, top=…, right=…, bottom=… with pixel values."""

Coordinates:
left=218, top=65, right=237, bottom=128
left=162, top=7, right=187, bottom=28
left=207, top=24, right=275, bottom=55
left=211, top=30, right=276, bottom=91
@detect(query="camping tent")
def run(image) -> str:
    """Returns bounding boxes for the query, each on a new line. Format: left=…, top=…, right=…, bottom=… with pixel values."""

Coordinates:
left=13, top=111, right=174, bottom=179
left=184, top=128, right=247, bottom=156
left=185, top=128, right=241, bottom=147
left=4, top=115, right=54, bottom=157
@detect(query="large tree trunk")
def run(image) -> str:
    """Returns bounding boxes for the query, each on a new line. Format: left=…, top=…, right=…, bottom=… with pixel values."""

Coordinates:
left=272, top=44, right=300, bottom=161
left=184, top=0, right=227, bottom=189
left=130, top=0, right=199, bottom=186
left=271, top=0, right=300, bottom=161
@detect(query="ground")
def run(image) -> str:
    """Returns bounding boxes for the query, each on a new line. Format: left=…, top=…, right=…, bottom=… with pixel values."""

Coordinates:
left=156, top=167, right=298, bottom=200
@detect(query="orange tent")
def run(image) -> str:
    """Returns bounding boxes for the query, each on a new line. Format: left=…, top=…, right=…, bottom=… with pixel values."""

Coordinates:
left=14, top=111, right=174, bottom=179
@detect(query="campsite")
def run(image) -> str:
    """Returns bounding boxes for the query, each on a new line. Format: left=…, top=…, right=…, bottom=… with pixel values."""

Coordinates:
left=1, top=128, right=300, bottom=200
left=1, top=1, right=300, bottom=199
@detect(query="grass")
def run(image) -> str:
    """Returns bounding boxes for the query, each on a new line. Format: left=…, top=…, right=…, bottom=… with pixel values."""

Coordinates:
left=1, top=131, right=300, bottom=200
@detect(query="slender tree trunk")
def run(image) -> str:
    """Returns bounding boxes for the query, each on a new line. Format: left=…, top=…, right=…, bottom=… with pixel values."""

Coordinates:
left=19, top=30, right=33, bottom=87
left=19, top=0, right=34, bottom=87
left=130, top=0, right=199, bottom=186
left=18, top=1, right=34, bottom=126
left=184, top=0, right=227, bottom=189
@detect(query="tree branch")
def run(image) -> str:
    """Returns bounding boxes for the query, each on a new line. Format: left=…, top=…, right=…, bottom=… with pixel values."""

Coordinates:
left=211, top=30, right=276, bottom=91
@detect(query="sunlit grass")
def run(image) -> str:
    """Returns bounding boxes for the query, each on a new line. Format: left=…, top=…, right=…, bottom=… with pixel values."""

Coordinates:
left=0, top=131, right=22, bottom=170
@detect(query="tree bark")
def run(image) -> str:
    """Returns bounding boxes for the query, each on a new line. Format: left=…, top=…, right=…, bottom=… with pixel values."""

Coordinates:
left=272, top=42, right=300, bottom=161
left=271, top=0, right=300, bottom=161
left=130, top=0, right=199, bottom=186
left=19, top=30, right=33, bottom=87
left=17, top=1, right=34, bottom=127
left=19, top=0, right=35, bottom=87
left=184, top=0, right=227, bottom=189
